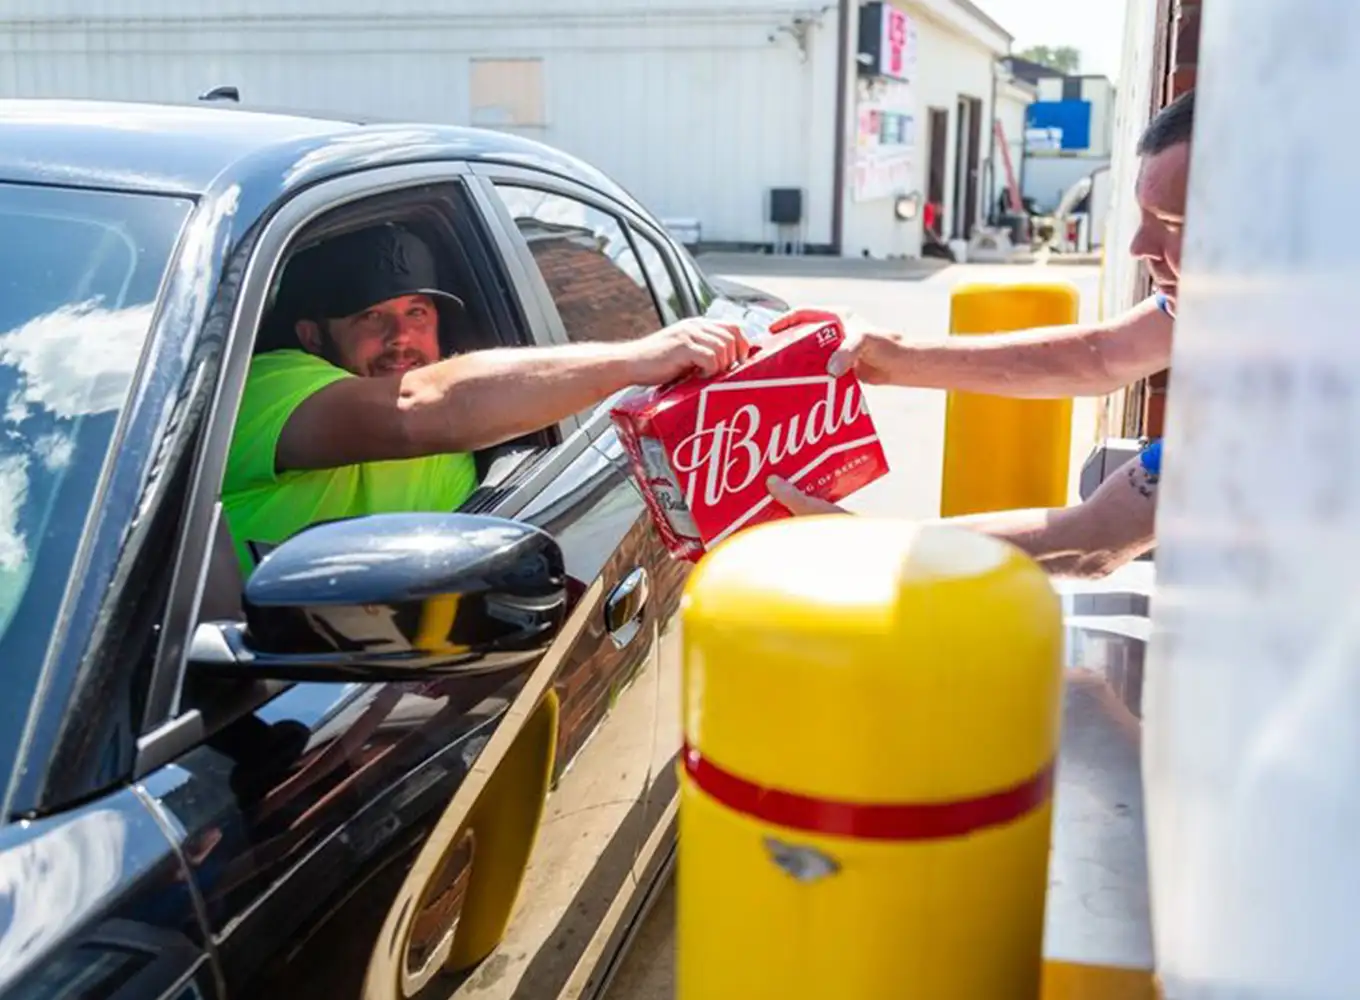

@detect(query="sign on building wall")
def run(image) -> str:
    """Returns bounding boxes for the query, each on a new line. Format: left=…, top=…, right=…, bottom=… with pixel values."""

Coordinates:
left=853, top=81, right=917, bottom=201
left=858, top=1, right=919, bottom=83
left=852, top=3, right=919, bottom=202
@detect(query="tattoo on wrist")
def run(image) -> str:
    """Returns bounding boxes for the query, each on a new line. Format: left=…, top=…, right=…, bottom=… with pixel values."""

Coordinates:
left=1127, top=464, right=1158, bottom=498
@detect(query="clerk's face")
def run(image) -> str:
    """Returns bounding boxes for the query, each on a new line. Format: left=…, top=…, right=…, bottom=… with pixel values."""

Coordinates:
left=1129, top=141, right=1190, bottom=314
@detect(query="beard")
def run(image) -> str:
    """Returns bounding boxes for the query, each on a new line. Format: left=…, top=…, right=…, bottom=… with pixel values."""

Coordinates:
left=315, top=322, right=433, bottom=376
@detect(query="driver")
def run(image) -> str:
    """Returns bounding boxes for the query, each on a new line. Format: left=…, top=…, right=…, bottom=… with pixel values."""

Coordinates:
left=223, top=222, right=747, bottom=571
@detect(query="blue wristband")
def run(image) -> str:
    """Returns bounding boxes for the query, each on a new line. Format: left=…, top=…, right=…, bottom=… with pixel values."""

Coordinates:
left=1139, top=438, right=1163, bottom=477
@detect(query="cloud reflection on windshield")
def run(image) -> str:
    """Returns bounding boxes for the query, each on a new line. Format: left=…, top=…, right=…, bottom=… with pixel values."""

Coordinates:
left=0, top=301, right=152, bottom=622
left=0, top=301, right=151, bottom=421
left=0, top=456, right=28, bottom=573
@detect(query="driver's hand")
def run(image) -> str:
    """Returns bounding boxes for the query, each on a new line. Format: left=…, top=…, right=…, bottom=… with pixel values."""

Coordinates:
left=623, top=319, right=750, bottom=384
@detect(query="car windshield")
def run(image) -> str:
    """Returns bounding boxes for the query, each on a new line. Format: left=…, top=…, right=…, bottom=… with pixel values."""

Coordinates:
left=0, top=182, right=191, bottom=741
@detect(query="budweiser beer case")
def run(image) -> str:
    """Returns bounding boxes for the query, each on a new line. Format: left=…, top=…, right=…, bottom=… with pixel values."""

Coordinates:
left=609, top=317, right=890, bottom=561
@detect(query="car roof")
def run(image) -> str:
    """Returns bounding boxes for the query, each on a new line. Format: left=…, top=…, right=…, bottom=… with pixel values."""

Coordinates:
left=0, top=98, right=645, bottom=212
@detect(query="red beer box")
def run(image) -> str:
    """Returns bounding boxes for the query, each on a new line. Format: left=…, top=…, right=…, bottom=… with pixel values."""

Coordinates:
left=610, top=317, right=890, bottom=561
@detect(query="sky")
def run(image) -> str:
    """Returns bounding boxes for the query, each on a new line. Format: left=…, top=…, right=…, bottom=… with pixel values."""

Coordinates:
left=972, top=0, right=1130, bottom=81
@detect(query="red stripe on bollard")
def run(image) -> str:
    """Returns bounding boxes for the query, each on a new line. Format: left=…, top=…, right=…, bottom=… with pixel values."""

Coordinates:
left=683, top=743, right=1055, bottom=842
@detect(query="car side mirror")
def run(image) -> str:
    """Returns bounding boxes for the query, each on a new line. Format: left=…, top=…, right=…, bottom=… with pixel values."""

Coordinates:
left=189, top=513, right=569, bottom=682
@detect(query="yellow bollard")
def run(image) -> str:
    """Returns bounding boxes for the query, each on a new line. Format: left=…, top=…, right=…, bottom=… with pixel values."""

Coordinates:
left=940, top=283, right=1079, bottom=518
left=677, top=516, right=1064, bottom=1000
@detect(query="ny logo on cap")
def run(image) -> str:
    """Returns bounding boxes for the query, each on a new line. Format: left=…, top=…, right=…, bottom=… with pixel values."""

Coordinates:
left=376, top=230, right=413, bottom=277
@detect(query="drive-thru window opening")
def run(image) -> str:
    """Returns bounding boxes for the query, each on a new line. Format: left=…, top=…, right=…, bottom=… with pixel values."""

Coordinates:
left=1128, top=0, right=1199, bottom=440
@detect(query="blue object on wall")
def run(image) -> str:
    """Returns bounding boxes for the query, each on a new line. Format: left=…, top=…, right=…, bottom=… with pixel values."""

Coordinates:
left=1027, top=100, right=1092, bottom=151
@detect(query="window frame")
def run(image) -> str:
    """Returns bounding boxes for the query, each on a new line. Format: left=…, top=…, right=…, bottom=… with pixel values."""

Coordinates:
left=669, top=236, right=721, bottom=316
left=469, top=164, right=705, bottom=325
left=623, top=220, right=688, bottom=327
left=133, top=162, right=580, bottom=777
left=471, top=164, right=723, bottom=447
left=480, top=176, right=668, bottom=346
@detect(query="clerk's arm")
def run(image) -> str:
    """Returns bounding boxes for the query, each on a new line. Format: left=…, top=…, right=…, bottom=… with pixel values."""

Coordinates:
left=778, top=296, right=1174, bottom=399
left=766, top=448, right=1159, bottom=581
left=945, top=452, right=1158, bottom=578
left=277, top=320, right=744, bottom=473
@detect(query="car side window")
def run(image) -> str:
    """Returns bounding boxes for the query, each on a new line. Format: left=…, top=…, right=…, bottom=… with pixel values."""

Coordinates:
left=489, top=184, right=663, bottom=343
left=628, top=226, right=684, bottom=324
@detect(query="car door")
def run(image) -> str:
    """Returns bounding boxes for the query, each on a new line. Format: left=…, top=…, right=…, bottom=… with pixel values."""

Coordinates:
left=117, top=164, right=598, bottom=1000
left=110, top=157, right=675, bottom=1000
left=477, top=173, right=751, bottom=893
left=0, top=789, right=224, bottom=1000
left=606, top=218, right=710, bottom=842
left=434, top=170, right=672, bottom=996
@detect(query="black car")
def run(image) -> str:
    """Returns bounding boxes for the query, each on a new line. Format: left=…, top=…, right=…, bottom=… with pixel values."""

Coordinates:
left=0, top=98, right=786, bottom=1000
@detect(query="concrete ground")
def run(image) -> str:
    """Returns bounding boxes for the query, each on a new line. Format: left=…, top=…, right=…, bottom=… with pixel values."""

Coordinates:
left=603, top=258, right=1112, bottom=1000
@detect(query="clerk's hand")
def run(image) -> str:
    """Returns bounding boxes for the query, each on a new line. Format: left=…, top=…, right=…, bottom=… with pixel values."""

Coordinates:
left=769, top=307, right=908, bottom=385
left=623, top=319, right=750, bottom=384
left=766, top=475, right=851, bottom=517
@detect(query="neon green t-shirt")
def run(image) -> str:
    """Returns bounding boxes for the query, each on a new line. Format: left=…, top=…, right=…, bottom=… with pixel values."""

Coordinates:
left=223, top=349, right=479, bottom=574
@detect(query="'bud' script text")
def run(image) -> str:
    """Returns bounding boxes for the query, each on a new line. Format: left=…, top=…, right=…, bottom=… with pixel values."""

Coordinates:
left=670, top=377, right=869, bottom=508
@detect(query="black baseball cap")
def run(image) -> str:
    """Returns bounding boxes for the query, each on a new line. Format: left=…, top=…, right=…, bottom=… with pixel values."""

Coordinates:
left=280, top=223, right=465, bottom=322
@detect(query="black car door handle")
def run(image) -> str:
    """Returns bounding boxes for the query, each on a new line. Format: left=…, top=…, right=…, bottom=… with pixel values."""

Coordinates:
left=604, top=567, right=649, bottom=647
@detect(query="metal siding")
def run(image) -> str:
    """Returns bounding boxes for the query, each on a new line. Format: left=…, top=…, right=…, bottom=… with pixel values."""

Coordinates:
left=1100, top=0, right=1161, bottom=321
left=0, top=1, right=840, bottom=246
left=1082, top=76, right=1115, bottom=157
left=1037, top=77, right=1063, bottom=102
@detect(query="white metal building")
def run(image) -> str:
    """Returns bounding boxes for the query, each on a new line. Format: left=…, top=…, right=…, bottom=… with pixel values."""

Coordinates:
left=843, top=0, right=1012, bottom=256
left=0, top=0, right=1012, bottom=258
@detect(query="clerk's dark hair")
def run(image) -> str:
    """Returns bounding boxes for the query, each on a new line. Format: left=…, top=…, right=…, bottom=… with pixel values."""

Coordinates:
left=1138, top=89, right=1195, bottom=155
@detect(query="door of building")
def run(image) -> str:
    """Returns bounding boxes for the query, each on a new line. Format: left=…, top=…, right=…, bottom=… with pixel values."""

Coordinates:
left=953, top=95, right=984, bottom=239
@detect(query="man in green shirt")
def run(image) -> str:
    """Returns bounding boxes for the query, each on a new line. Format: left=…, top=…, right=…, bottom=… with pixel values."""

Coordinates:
left=223, top=223, right=747, bottom=572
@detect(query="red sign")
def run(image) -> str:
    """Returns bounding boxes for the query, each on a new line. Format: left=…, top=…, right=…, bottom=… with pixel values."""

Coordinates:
left=610, top=319, right=890, bottom=562
left=884, top=5, right=908, bottom=79
left=859, top=2, right=915, bottom=82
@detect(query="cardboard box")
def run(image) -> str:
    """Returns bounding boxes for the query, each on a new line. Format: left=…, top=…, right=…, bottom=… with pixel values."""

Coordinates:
left=610, top=318, right=890, bottom=561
